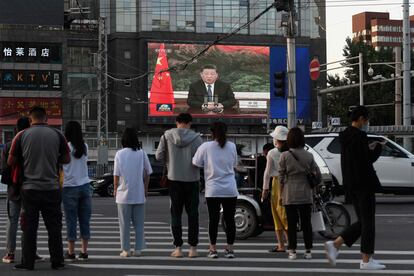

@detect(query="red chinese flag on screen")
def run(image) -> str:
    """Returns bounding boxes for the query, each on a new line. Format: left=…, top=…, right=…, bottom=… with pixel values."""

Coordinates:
left=149, top=44, right=175, bottom=115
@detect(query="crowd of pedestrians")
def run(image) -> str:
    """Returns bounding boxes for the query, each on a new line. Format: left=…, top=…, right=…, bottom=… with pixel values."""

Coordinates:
left=1, top=108, right=386, bottom=271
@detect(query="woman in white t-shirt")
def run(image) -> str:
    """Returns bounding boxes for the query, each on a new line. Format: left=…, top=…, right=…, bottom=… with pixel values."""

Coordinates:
left=113, top=127, right=152, bottom=257
left=193, top=122, right=238, bottom=259
left=62, top=121, right=92, bottom=261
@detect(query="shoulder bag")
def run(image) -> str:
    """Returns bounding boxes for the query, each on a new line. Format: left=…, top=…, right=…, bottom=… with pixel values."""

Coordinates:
left=289, top=150, right=319, bottom=189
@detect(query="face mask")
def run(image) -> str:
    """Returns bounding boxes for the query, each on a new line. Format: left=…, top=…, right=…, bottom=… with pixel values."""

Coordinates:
left=361, top=122, right=369, bottom=133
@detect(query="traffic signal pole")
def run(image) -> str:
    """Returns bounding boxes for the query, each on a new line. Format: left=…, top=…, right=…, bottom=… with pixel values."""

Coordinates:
left=402, top=0, right=412, bottom=151
left=286, top=0, right=296, bottom=129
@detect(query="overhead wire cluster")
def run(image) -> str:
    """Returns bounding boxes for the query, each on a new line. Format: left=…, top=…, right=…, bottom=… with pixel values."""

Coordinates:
left=105, top=2, right=276, bottom=84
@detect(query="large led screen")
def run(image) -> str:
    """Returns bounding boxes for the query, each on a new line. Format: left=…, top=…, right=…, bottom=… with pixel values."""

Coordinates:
left=147, top=42, right=311, bottom=122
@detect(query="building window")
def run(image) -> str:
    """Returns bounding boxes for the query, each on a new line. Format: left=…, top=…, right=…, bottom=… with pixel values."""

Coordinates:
left=151, top=0, right=170, bottom=30
left=124, top=50, right=131, bottom=59
left=206, top=21, right=214, bottom=28
left=239, top=0, right=249, bottom=7
left=68, top=47, right=94, bottom=67
left=125, top=103, right=132, bottom=112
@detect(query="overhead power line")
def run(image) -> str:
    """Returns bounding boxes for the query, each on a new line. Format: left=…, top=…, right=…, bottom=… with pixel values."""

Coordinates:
left=105, top=2, right=276, bottom=82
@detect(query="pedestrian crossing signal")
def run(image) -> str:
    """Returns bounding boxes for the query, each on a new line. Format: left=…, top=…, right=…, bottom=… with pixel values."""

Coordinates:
left=273, top=71, right=286, bottom=98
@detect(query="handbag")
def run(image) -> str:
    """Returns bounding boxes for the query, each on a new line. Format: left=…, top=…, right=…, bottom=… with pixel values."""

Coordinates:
left=159, top=135, right=169, bottom=188
left=289, top=150, right=320, bottom=189
left=311, top=210, right=326, bottom=232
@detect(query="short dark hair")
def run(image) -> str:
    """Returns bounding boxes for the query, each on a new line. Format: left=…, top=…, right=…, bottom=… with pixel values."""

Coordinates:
left=201, top=64, right=217, bottom=72
left=287, top=127, right=305, bottom=149
left=121, top=127, right=141, bottom=151
left=16, top=116, right=30, bottom=132
left=176, top=113, right=193, bottom=124
left=349, top=105, right=369, bottom=122
left=262, top=143, right=274, bottom=152
left=29, top=106, right=47, bottom=121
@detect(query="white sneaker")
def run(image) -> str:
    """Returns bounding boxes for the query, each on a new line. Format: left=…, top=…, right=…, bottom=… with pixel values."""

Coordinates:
left=325, top=241, right=339, bottom=266
left=288, top=251, right=297, bottom=260
left=304, top=252, right=312, bottom=260
left=120, top=251, right=130, bottom=257
left=360, top=259, right=386, bottom=270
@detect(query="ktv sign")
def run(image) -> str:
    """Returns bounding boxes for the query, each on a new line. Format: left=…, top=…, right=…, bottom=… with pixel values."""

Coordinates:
left=0, top=70, right=62, bottom=90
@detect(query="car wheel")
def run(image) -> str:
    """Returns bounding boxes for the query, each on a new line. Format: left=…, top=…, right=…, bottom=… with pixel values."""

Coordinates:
left=222, top=202, right=258, bottom=240
left=106, top=183, right=114, bottom=197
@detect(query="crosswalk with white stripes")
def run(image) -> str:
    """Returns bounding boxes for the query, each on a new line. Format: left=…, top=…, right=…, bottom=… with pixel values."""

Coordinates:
left=1, top=208, right=414, bottom=275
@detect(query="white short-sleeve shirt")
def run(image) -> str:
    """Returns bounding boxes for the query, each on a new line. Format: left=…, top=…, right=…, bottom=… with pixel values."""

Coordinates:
left=114, top=148, right=153, bottom=204
left=193, top=141, right=239, bottom=198
left=63, top=142, right=90, bottom=187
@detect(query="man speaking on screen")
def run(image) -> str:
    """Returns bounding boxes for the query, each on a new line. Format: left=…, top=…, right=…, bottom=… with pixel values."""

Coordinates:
left=187, top=65, right=237, bottom=112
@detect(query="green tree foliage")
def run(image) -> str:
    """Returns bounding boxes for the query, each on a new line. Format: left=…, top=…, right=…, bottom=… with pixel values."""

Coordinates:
left=327, top=37, right=397, bottom=126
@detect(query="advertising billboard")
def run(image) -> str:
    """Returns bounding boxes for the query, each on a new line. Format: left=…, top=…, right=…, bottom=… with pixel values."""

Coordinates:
left=147, top=43, right=270, bottom=119
left=0, top=97, right=62, bottom=125
left=147, top=43, right=311, bottom=124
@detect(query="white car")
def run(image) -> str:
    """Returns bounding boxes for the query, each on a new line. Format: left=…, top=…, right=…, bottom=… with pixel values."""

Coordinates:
left=305, top=133, right=414, bottom=195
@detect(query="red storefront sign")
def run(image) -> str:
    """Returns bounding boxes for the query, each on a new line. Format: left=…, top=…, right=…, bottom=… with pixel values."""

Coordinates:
left=0, top=97, right=62, bottom=125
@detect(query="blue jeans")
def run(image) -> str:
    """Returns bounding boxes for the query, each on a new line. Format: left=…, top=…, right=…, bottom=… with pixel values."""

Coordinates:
left=62, top=183, right=92, bottom=241
left=117, top=204, right=146, bottom=252
left=5, top=199, right=21, bottom=253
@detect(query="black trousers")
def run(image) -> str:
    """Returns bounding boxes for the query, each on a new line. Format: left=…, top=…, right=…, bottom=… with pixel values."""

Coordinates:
left=206, top=197, right=237, bottom=245
left=169, top=180, right=199, bottom=247
left=285, top=204, right=313, bottom=251
left=341, top=190, right=376, bottom=254
left=20, top=189, right=64, bottom=268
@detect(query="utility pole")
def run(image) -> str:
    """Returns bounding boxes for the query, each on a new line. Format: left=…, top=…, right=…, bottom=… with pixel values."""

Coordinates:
left=286, top=0, right=296, bottom=129
left=97, top=17, right=108, bottom=165
left=359, top=52, right=364, bottom=105
left=402, top=0, right=412, bottom=151
left=395, top=46, right=402, bottom=125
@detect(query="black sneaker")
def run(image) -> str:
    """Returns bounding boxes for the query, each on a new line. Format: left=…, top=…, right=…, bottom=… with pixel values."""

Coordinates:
left=207, top=250, right=218, bottom=259
left=51, top=262, right=65, bottom=270
left=78, top=252, right=88, bottom=261
left=64, top=251, right=76, bottom=262
left=13, top=264, right=34, bottom=271
left=224, top=249, right=235, bottom=259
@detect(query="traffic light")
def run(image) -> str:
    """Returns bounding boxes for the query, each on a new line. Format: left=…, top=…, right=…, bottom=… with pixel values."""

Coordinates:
left=273, top=71, right=286, bottom=98
left=274, top=0, right=291, bottom=12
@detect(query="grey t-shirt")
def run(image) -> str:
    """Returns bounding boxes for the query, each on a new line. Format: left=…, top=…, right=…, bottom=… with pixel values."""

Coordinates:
left=9, top=124, right=69, bottom=190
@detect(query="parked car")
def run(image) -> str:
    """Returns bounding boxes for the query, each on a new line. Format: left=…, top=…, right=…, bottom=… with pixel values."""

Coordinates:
left=91, top=154, right=167, bottom=197
left=225, top=145, right=342, bottom=240
left=305, top=133, right=414, bottom=195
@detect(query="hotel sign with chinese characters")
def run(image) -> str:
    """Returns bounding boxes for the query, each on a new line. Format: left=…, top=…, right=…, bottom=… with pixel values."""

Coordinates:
left=0, top=70, right=62, bottom=90
left=0, top=42, right=61, bottom=63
